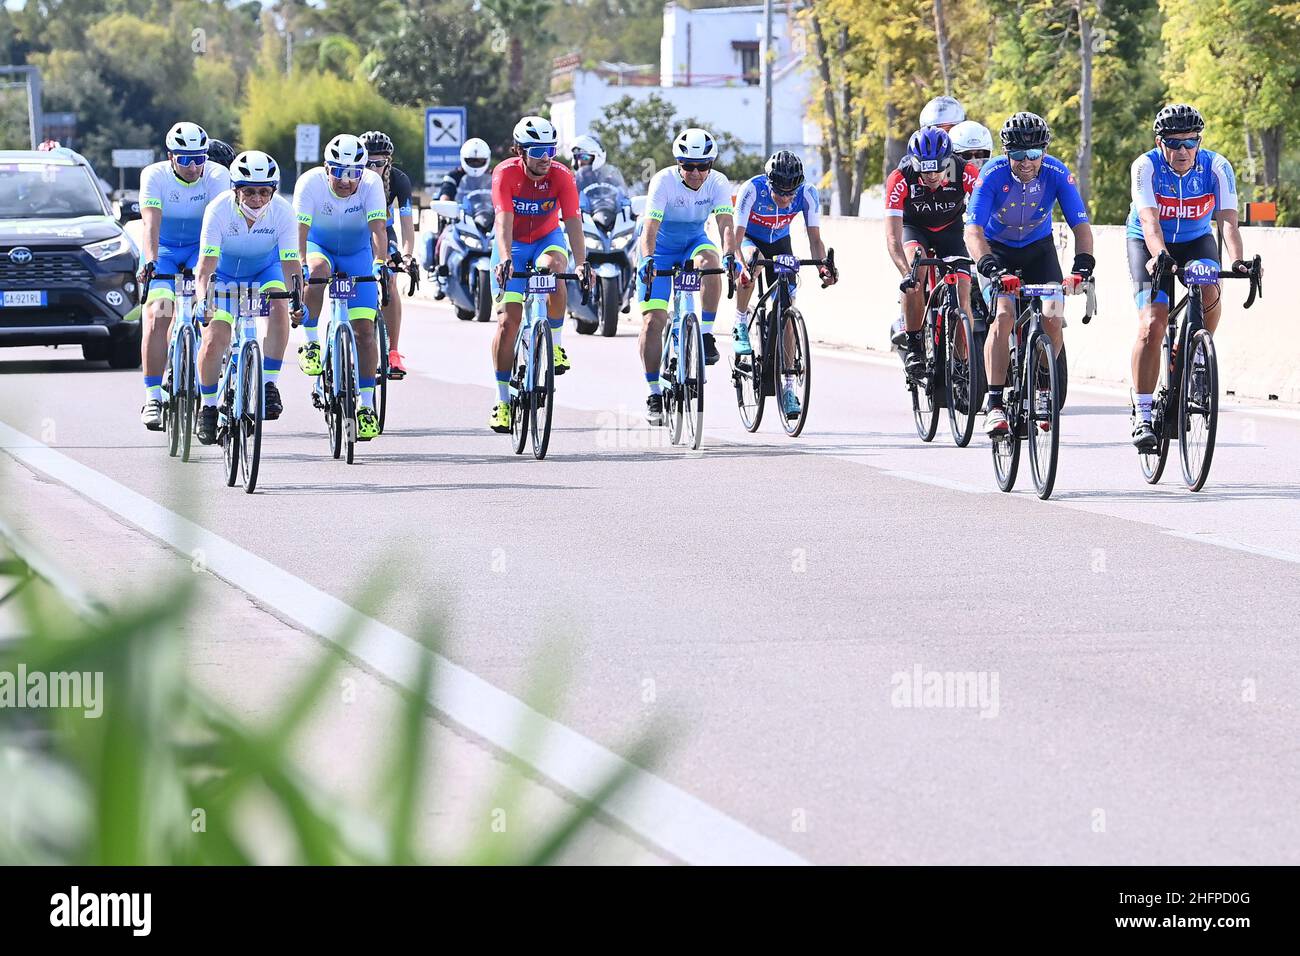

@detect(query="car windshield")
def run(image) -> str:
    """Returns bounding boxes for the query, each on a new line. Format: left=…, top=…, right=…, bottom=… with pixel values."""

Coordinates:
left=0, top=162, right=105, bottom=219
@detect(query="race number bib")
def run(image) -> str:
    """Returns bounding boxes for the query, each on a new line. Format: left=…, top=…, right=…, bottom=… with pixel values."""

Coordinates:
left=1181, top=260, right=1219, bottom=286
left=179, top=276, right=197, bottom=297
left=527, top=273, right=558, bottom=295
left=774, top=254, right=799, bottom=276
left=672, top=271, right=701, bottom=292
left=330, top=277, right=356, bottom=299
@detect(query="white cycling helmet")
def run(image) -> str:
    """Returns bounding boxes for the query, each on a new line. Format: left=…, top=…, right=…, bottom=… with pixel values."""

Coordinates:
left=324, top=133, right=368, bottom=168
left=513, top=115, right=558, bottom=148
left=570, top=134, right=606, bottom=171
left=949, top=120, right=994, bottom=154
left=231, top=150, right=281, bottom=189
left=920, top=96, right=966, bottom=129
left=165, top=121, right=209, bottom=154
left=673, top=127, right=718, bottom=162
left=460, top=137, right=491, bottom=171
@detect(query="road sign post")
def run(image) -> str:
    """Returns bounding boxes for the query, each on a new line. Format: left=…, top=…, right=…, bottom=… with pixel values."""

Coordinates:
left=295, top=123, right=320, bottom=180
left=424, top=106, right=467, bottom=188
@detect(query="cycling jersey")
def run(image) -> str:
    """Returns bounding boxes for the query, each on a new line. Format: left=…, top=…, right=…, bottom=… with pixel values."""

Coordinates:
left=139, top=160, right=231, bottom=247
left=198, top=191, right=298, bottom=278
left=885, top=159, right=977, bottom=231
left=385, top=166, right=413, bottom=226
left=644, top=167, right=734, bottom=246
left=293, top=166, right=387, bottom=254
left=734, top=175, right=820, bottom=243
left=965, top=155, right=1089, bottom=247
left=1125, top=147, right=1237, bottom=243
left=491, top=157, right=579, bottom=244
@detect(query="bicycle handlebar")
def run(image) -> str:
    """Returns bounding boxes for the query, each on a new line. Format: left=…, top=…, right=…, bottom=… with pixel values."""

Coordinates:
left=494, top=265, right=592, bottom=305
left=1149, top=252, right=1263, bottom=310
left=641, top=262, right=734, bottom=302
left=306, top=268, right=391, bottom=309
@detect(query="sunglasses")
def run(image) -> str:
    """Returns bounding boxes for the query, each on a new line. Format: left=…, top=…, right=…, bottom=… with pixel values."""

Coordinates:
left=366, top=157, right=390, bottom=168
left=520, top=145, right=557, bottom=159
left=172, top=153, right=207, bottom=167
left=958, top=150, right=991, bottom=161
left=678, top=162, right=713, bottom=173
left=326, top=163, right=364, bottom=180
left=1163, top=137, right=1200, bottom=151
left=1007, top=148, right=1045, bottom=162
left=771, top=187, right=798, bottom=198
left=239, top=186, right=275, bottom=199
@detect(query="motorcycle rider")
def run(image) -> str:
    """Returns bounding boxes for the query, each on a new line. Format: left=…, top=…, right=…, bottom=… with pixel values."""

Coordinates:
left=433, top=138, right=493, bottom=299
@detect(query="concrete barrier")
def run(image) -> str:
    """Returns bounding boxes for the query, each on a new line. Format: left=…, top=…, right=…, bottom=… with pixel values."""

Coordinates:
left=784, top=217, right=1294, bottom=404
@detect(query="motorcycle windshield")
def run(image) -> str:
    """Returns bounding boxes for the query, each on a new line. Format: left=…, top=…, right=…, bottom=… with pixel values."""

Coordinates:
left=583, top=183, right=623, bottom=216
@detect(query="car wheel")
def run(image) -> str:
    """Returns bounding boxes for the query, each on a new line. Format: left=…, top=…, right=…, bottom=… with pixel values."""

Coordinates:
left=107, top=325, right=142, bottom=369
left=82, top=340, right=110, bottom=362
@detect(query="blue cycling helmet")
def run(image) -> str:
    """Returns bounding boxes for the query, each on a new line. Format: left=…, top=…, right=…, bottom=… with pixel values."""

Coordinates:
left=908, top=127, right=953, bottom=172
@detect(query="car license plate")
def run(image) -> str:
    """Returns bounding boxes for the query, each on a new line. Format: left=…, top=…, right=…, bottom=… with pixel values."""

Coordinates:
left=1, top=290, right=46, bottom=308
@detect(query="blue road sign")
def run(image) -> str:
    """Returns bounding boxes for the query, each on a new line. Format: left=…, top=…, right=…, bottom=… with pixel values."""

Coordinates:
left=425, top=106, right=467, bottom=187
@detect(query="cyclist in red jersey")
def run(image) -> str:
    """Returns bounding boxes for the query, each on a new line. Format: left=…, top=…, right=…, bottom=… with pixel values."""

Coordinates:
left=884, top=127, right=979, bottom=375
left=487, top=115, right=589, bottom=433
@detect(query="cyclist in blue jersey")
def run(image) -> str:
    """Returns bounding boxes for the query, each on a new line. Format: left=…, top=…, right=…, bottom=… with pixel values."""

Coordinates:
left=1126, top=103, right=1253, bottom=451
left=964, top=112, right=1094, bottom=436
left=730, top=150, right=836, bottom=418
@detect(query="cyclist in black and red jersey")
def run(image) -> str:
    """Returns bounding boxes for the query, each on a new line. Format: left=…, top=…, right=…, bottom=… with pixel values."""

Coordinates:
left=884, top=127, right=979, bottom=375
left=359, top=129, right=417, bottom=379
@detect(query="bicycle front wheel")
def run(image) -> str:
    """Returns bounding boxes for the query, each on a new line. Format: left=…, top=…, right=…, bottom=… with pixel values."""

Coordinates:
left=681, top=312, right=705, bottom=450
left=732, top=310, right=765, bottom=432
left=178, top=324, right=197, bottom=462
left=336, top=326, right=358, bottom=465
left=239, top=341, right=263, bottom=493
left=1026, top=334, right=1060, bottom=500
left=166, top=337, right=181, bottom=458
left=221, top=363, right=239, bottom=488
left=946, top=310, right=979, bottom=448
left=1179, top=327, right=1219, bottom=491
left=529, top=318, right=555, bottom=460
left=776, top=307, right=811, bottom=438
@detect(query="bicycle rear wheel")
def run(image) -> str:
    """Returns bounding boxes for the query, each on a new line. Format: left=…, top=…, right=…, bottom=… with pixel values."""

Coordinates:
left=681, top=312, right=705, bottom=450
left=1026, top=334, right=1060, bottom=500
left=946, top=310, right=978, bottom=447
left=323, top=339, right=343, bottom=460
left=529, top=318, right=555, bottom=460
left=166, top=338, right=181, bottom=458
left=1139, top=338, right=1172, bottom=484
left=239, top=341, right=263, bottom=493
left=776, top=307, right=811, bottom=438
left=732, top=310, right=765, bottom=432
left=179, top=325, right=197, bottom=462
left=1179, top=327, right=1218, bottom=491
left=375, top=316, right=390, bottom=434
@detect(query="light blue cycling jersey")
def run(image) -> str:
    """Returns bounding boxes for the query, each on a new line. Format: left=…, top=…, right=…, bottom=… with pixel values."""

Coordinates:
left=1124, top=147, right=1237, bottom=243
left=293, top=166, right=387, bottom=254
left=734, top=175, right=820, bottom=244
left=965, top=155, right=1089, bottom=247
left=138, top=160, right=231, bottom=247
left=644, top=167, right=734, bottom=246
left=198, top=191, right=299, bottom=278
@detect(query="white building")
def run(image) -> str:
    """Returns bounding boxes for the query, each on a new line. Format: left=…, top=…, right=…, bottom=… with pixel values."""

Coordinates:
left=549, top=1, right=821, bottom=189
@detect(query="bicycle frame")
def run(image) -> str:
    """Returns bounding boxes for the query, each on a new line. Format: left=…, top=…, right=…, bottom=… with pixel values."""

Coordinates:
left=216, top=290, right=266, bottom=434
left=659, top=267, right=708, bottom=394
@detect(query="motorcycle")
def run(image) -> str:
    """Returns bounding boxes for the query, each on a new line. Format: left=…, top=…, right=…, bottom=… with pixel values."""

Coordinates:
left=567, top=182, right=637, bottom=337
left=430, top=189, right=495, bottom=323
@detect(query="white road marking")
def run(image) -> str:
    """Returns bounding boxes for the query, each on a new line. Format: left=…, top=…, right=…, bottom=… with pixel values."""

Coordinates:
left=1163, top=529, right=1300, bottom=566
left=0, top=420, right=808, bottom=866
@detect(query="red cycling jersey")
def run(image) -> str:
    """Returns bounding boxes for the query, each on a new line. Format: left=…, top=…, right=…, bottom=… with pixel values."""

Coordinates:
left=491, top=157, right=579, bottom=244
left=885, top=160, right=979, bottom=231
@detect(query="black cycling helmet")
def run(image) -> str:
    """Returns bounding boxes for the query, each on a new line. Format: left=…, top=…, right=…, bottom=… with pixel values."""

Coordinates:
left=207, top=139, right=236, bottom=169
left=359, top=130, right=394, bottom=155
left=1153, top=103, right=1205, bottom=137
left=765, top=149, right=805, bottom=193
left=1000, top=112, right=1051, bottom=150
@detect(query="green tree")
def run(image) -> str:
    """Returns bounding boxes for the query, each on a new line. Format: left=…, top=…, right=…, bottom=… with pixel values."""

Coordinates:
left=482, top=0, right=556, bottom=93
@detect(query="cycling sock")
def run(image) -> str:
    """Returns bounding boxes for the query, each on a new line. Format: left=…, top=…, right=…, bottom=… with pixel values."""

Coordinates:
left=495, top=370, right=510, bottom=403
left=302, top=311, right=320, bottom=344
left=1137, top=393, right=1153, bottom=422
left=735, top=308, right=748, bottom=326
left=987, top=387, right=1004, bottom=410
left=701, top=311, right=716, bottom=334
left=646, top=372, right=662, bottom=397
left=200, top=382, right=218, bottom=408
left=359, top=377, right=376, bottom=410
left=262, top=357, right=282, bottom=384
left=548, top=317, right=564, bottom=348
left=784, top=374, right=795, bottom=392
left=144, top=376, right=163, bottom=402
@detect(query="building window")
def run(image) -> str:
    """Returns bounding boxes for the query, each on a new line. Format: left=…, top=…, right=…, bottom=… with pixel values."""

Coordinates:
left=733, top=40, right=760, bottom=86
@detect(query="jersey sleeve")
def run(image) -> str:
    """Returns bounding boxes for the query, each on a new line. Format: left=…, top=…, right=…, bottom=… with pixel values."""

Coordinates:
left=645, top=170, right=670, bottom=222
left=276, top=202, right=299, bottom=260
left=558, top=169, right=580, bottom=219
left=362, top=175, right=387, bottom=223
left=139, top=164, right=163, bottom=209
left=1055, top=166, right=1090, bottom=225
left=439, top=168, right=463, bottom=201
left=1131, top=154, right=1157, bottom=212
left=884, top=169, right=907, bottom=218
left=964, top=167, right=996, bottom=229
left=733, top=179, right=758, bottom=230
left=198, top=202, right=222, bottom=258
left=393, top=170, right=413, bottom=217
left=801, top=184, right=821, bottom=228
left=293, top=174, right=314, bottom=226
left=491, top=165, right=512, bottom=214
left=1211, top=152, right=1238, bottom=213
left=709, top=173, right=735, bottom=216
left=962, top=163, right=979, bottom=196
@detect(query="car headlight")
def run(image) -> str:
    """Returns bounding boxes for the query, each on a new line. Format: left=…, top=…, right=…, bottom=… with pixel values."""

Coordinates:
left=85, top=234, right=133, bottom=261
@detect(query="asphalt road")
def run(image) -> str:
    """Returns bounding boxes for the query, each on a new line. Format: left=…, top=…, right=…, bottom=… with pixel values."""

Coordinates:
left=2, top=295, right=1298, bottom=864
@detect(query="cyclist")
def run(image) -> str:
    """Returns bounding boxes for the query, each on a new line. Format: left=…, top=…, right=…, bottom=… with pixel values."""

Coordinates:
left=359, top=129, right=416, bottom=379
left=920, top=95, right=966, bottom=132
left=964, top=112, right=1094, bottom=437
left=136, top=121, right=231, bottom=431
left=487, top=115, right=590, bottom=434
left=1127, top=104, right=1252, bottom=451
left=192, top=151, right=304, bottom=443
left=637, top=127, right=736, bottom=425
left=885, top=128, right=979, bottom=376
left=433, top=137, right=493, bottom=300
left=207, top=139, right=236, bottom=169
left=730, top=149, right=835, bottom=419
left=949, top=121, right=994, bottom=170
left=294, top=133, right=390, bottom=441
